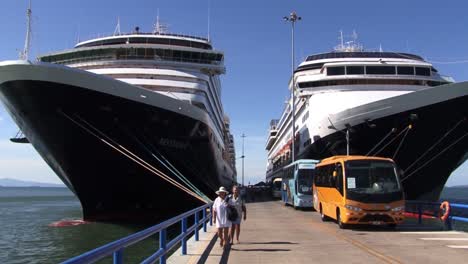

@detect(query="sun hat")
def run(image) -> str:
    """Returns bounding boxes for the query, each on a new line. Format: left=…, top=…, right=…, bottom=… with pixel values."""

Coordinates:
left=215, top=186, right=229, bottom=195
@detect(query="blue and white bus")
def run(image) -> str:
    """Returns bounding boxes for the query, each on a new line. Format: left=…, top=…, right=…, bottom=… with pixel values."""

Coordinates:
left=282, top=159, right=319, bottom=209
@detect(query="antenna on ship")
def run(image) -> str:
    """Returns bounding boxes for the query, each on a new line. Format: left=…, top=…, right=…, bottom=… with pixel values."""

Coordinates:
left=153, top=9, right=168, bottom=34
left=207, top=0, right=211, bottom=42
left=334, top=30, right=364, bottom=52
left=19, top=0, right=32, bottom=60
left=113, top=17, right=121, bottom=36
left=351, top=30, right=358, bottom=42
left=338, top=30, right=344, bottom=50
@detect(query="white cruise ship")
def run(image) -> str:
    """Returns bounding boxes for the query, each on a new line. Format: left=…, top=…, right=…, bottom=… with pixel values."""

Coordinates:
left=0, top=23, right=236, bottom=222
left=266, top=40, right=468, bottom=201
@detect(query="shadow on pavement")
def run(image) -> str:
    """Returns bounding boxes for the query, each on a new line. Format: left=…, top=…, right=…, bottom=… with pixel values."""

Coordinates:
left=231, top=248, right=291, bottom=252
left=241, top=241, right=298, bottom=245
left=219, top=243, right=231, bottom=264
left=196, top=234, right=220, bottom=264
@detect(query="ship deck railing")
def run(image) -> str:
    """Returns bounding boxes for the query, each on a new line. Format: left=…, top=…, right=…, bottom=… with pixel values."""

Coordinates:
left=405, top=200, right=468, bottom=229
left=78, top=32, right=210, bottom=44
left=62, top=202, right=213, bottom=264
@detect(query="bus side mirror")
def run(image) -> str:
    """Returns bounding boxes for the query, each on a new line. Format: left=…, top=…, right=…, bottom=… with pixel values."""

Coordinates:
left=333, top=170, right=337, bottom=177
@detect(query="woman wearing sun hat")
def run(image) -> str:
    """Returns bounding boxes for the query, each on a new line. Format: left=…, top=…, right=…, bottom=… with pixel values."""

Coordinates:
left=212, top=186, right=232, bottom=248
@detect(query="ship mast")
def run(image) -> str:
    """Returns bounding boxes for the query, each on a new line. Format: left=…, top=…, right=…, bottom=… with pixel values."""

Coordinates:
left=20, top=0, right=32, bottom=60
left=113, top=17, right=121, bottom=36
left=153, top=10, right=168, bottom=34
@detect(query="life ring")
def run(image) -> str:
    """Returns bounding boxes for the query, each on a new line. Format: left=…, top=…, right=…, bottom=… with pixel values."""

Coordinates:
left=439, top=201, right=451, bottom=222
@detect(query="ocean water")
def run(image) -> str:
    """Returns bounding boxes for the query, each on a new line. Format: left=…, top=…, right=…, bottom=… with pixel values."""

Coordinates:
left=0, top=187, right=160, bottom=264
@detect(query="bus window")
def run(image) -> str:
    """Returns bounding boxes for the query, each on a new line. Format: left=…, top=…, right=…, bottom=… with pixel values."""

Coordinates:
left=345, top=160, right=401, bottom=194
left=297, top=169, right=314, bottom=194
left=335, top=163, right=343, bottom=195
left=272, top=178, right=282, bottom=199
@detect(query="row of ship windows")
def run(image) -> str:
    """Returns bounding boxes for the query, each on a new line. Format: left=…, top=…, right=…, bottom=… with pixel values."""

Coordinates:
left=40, top=48, right=223, bottom=65
left=298, top=78, right=449, bottom=88
left=327, top=66, right=431, bottom=76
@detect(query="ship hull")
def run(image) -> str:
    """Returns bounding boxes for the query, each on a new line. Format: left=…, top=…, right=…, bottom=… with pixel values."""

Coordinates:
left=0, top=62, right=234, bottom=222
left=267, top=82, right=468, bottom=201
left=301, top=91, right=468, bottom=201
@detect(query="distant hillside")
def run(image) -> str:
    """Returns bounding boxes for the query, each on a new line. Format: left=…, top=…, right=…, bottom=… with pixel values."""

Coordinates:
left=440, top=185, right=468, bottom=202
left=0, top=178, right=64, bottom=187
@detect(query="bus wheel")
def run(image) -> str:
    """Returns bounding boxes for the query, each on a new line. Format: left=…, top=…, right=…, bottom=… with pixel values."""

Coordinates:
left=337, top=210, right=347, bottom=229
left=320, top=204, right=328, bottom=222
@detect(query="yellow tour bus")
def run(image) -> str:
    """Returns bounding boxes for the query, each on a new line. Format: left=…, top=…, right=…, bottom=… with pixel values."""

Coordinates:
left=313, top=155, right=405, bottom=228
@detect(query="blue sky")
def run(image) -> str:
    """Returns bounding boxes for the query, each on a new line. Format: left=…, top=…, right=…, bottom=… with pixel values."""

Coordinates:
left=0, top=0, right=466, bottom=186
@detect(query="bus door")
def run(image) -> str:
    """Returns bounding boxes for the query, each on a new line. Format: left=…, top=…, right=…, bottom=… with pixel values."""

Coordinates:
left=287, top=173, right=296, bottom=205
left=316, top=162, right=344, bottom=219
left=296, top=166, right=314, bottom=196
left=283, top=166, right=294, bottom=205
left=329, top=163, right=344, bottom=219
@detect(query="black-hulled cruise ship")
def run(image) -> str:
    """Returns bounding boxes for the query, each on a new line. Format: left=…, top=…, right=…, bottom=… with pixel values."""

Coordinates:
left=266, top=40, right=468, bottom=201
left=0, top=23, right=237, bottom=221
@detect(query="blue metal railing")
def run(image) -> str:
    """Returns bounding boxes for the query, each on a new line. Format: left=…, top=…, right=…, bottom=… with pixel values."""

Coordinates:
left=62, top=203, right=213, bottom=264
left=405, top=201, right=468, bottom=230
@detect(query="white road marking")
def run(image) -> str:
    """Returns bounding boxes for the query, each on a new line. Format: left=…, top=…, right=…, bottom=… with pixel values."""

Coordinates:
left=400, top=231, right=465, bottom=235
left=447, top=245, right=468, bottom=249
left=420, top=238, right=468, bottom=241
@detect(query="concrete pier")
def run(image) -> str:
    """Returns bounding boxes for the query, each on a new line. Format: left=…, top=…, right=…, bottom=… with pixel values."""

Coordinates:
left=168, top=201, right=468, bottom=263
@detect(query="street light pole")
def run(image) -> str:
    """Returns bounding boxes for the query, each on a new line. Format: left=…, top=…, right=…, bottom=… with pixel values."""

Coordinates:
left=284, top=12, right=301, bottom=163
left=241, top=133, right=246, bottom=187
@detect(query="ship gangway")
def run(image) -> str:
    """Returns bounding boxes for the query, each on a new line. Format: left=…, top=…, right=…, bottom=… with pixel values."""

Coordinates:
left=62, top=201, right=468, bottom=264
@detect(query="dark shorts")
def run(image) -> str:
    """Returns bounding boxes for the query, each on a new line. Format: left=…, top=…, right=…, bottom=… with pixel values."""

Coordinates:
left=231, top=217, right=241, bottom=225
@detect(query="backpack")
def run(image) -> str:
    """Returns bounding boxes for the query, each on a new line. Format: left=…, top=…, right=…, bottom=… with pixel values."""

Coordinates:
left=225, top=196, right=238, bottom=221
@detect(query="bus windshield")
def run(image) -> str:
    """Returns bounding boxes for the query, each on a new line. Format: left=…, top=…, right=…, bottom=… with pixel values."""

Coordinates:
left=272, top=179, right=282, bottom=191
left=297, top=169, right=314, bottom=194
left=345, top=160, right=400, bottom=194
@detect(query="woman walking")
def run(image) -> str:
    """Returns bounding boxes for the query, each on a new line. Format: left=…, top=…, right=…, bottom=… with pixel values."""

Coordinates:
left=212, top=186, right=231, bottom=248
left=229, top=185, right=247, bottom=244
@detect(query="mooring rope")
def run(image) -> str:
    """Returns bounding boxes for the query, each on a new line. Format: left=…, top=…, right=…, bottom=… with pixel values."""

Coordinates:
left=373, top=125, right=412, bottom=156
left=126, top=131, right=212, bottom=202
left=366, top=128, right=396, bottom=156
left=392, top=126, right=411, bottom=159
left=404, top=119, right=466, bottom=173
left=60, top=110, right=207, bottom=203
left=75, top=114, right=208, bottom=203
left=401, top=131, right=468, bottom=182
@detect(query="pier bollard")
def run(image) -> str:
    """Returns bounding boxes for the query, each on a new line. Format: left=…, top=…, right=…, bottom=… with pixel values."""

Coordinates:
left=195, top=211, right=200, bottom=241
left=182, top=217, right=187, bottom=255
left=159, top=229, right=167, bottom=264
left=113, top=249, right=123, bottom=264
left=203, top=208, right=207, bottom=232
